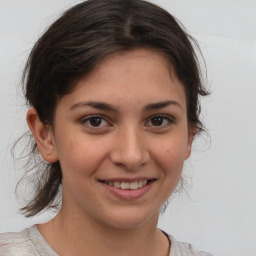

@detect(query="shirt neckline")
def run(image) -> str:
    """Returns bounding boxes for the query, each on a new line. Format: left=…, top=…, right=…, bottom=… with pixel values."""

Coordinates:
left=29, top=225, right=176, bottom=256
left=29, top=225, right=58, bottom=256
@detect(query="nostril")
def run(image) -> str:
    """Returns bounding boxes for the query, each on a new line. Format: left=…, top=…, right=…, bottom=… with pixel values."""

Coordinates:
left=109, top=148, right=150, bottom=170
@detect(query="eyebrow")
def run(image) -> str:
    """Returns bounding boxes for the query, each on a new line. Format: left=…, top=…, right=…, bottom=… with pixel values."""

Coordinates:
left=69, top=101, right=118, bottom=111
left=143, top=100, right=182, bottom=111
left=69, top=100, right=182, bottom=112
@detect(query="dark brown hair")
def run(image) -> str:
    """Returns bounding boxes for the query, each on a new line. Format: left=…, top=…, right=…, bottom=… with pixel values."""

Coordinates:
left=18, top=0, right=209, bottom=217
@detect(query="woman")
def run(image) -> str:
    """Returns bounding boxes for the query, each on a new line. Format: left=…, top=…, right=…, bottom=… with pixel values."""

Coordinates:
left=0, top=0, right=211, bottom=255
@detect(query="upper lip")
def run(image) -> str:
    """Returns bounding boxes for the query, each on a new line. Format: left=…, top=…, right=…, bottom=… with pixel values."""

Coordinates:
left=98, top=177, right=156, bottom=182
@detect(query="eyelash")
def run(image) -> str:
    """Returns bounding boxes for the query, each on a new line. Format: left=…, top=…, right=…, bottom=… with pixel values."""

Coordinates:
left=81, top=115, right=110, bottom=128
left=145, top=115, right=174, bottom=128
left=80, top=114, right=174, bottom=129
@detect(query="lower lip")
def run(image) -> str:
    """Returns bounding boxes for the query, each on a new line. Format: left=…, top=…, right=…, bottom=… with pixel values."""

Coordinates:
left=101, top=182, right=154, bottom=200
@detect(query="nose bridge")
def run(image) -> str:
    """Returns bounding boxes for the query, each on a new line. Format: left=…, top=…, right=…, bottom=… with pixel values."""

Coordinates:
left=109, top=123, right=149, bottom=170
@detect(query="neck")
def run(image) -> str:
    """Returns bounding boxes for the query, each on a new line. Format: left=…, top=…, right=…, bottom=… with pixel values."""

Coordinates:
left=38, top=206, right=169, bottom=256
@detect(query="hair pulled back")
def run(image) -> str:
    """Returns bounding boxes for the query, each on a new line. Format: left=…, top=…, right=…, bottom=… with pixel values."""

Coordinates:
left=20, top=0, right=208, bottom=217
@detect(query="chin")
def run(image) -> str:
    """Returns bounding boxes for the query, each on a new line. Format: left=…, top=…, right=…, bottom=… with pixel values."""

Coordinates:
left=101, top=207, right=159, bottom=230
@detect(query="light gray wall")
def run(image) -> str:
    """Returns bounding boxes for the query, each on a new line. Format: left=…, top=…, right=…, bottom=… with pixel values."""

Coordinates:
left=1, top=1, right=255, bottom=255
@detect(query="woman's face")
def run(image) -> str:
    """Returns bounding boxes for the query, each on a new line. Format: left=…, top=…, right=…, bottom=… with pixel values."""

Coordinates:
left=49, top=48, right=193, bottom=229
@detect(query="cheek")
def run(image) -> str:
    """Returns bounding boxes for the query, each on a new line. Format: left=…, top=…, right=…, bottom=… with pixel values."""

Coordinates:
left=152, top=136, right=189, bottom=174
left=56, top=137, right=110, bottom=180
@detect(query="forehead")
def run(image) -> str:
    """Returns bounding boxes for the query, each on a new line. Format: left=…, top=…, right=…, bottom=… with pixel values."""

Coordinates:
left=58, top=48, right=186, bottom=110
left=94, top=48, right=171, bottom=74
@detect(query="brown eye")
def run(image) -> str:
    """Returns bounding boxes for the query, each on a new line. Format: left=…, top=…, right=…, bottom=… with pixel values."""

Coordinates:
left=146, top=115, right=173, bottom=127
left=89, top=117, right=102, bottom=127
left=151, top=116, right=164, bottom=126
left=81, top=115, right=109, bottom=128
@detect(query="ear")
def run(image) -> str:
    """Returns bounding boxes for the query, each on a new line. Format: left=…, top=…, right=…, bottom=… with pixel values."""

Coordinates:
left=185, top=125, right=197, bottom=160
left=26, top=107, right=58, bottom=163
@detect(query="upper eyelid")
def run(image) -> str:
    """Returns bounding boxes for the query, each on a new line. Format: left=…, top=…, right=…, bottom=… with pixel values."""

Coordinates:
left=146, top=114, right=174, bottom=122
left=144, top=114, right=175, bottom=127
left=81, top=114, right=108, bottom=121
left=80, top=115, right=112, bottom=126
left=79, top=114, right=175, bottom=125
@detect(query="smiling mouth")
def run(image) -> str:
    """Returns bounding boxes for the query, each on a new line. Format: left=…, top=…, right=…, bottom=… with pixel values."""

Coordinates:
left=100, top=179, right=155, bottom=190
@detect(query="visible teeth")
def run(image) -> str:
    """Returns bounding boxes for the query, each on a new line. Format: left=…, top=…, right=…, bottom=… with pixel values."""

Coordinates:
left=121, top=182, right=129, bottom=189
left=129, top=181, right=139, bottom=190
left=114, top=181, right=120, bottom=188
left=107, top=180, right=148, bottom=190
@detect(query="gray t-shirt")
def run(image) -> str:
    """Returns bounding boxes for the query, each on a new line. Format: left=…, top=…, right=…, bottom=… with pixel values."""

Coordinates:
left=0, top=226, right=213, bottom=256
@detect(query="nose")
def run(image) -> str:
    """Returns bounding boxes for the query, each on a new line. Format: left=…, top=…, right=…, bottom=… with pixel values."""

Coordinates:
left=109, top=126, right=150, bottom=171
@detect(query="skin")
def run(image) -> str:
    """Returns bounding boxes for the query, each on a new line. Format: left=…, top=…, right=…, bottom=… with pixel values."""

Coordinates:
left=27, top=48, right=194, bottom=256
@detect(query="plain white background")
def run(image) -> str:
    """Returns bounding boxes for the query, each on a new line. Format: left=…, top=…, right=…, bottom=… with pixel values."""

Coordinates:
left=0, top=1, right=255, bottom=255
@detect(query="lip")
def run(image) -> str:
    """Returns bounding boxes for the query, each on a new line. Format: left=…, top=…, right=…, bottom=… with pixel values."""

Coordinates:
left=100, top=179, right=155, bottom=200
left=100, top=177, right=155, bottom=182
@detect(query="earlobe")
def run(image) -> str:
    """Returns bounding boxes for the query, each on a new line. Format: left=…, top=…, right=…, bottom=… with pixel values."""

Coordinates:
left=26, top=107, right=58, bottom=163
